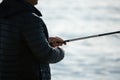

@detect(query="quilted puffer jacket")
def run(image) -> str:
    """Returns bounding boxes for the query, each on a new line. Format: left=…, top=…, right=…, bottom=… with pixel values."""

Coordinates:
left=0, top=0, right=64, bottom=80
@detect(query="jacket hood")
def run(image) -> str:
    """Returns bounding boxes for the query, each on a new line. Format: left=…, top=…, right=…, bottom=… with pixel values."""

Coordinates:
left=0, top=0, right=42, bottom=19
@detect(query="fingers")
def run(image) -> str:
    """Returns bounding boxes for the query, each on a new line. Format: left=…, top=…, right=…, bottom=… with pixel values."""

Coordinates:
left=49, top=37, right=66, bottom=47
left=55, top=37, right=66, bottom=45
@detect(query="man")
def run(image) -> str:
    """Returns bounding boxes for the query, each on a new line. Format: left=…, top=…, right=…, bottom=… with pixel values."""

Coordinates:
left=0, top=0, right=65, bottom=80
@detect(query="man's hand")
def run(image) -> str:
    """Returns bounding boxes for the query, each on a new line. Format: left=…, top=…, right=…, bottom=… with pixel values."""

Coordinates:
left=49, top=37, right=66, bottom=47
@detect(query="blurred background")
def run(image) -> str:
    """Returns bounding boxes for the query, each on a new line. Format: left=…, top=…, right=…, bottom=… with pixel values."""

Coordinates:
left=1, top=0, right=120, bottom=80
left=36, top=0, right=120, bottom=80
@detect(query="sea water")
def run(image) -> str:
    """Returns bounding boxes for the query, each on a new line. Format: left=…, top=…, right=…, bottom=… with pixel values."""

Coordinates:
left=37, top=0, right=120, bottom=80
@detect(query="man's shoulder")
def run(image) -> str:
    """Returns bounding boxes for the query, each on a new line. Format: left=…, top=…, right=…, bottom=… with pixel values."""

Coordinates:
left=0, top=12, right=44, bottom=28
left=13, top=12, right=41, bottom=25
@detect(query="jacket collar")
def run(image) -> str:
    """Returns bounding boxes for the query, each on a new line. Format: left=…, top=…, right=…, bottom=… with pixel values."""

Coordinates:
left=0, top=0, right=42, bottom=18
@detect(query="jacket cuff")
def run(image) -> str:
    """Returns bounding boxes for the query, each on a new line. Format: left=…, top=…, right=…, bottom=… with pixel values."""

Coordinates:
left=47, top=47, right=65, bottom=63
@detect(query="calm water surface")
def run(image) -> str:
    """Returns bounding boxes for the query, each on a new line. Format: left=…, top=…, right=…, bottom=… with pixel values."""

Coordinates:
left=37, top=0, right=120, bottom=80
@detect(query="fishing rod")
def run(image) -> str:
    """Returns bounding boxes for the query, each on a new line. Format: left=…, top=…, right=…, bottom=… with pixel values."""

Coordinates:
left=64, top=31, right=120, bottom=43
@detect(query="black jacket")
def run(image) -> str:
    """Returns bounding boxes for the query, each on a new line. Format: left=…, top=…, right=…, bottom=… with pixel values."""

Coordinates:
left=0, top=0, right=64, bottom=80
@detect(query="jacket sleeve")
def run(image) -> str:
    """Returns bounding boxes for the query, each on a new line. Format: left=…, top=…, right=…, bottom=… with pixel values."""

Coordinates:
left=21, top=20, right=64, bottom=63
